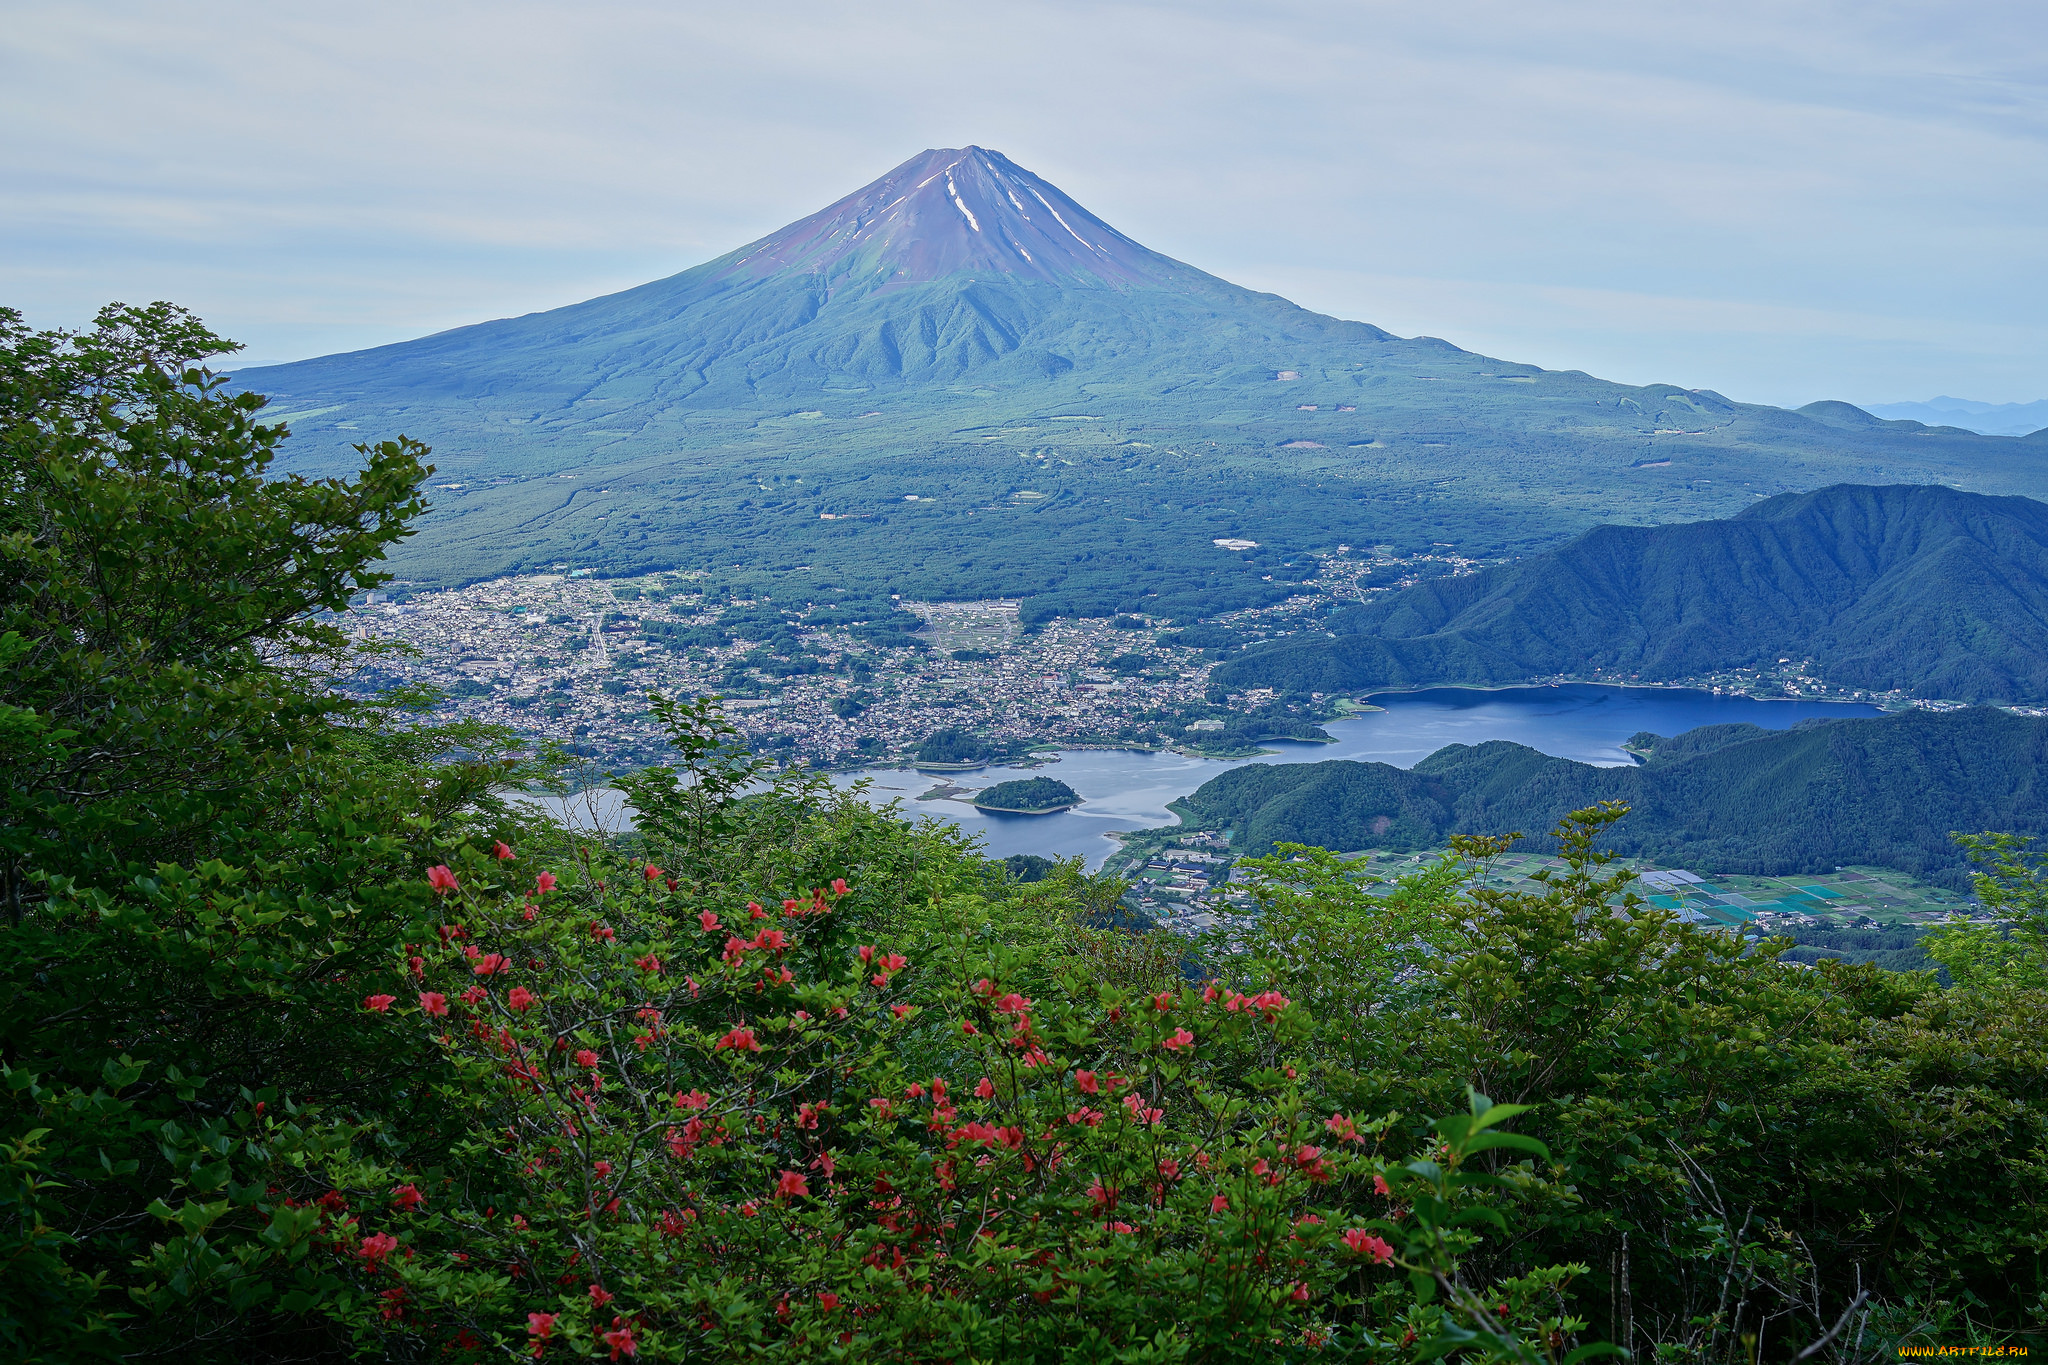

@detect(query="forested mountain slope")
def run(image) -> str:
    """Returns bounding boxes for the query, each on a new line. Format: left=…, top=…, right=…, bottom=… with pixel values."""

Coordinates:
left=1216, top=484, right=2048, bottom=703
left=229, top=149, right=2048, bottom=613
left=1182, top=707, right=2048, bottom=880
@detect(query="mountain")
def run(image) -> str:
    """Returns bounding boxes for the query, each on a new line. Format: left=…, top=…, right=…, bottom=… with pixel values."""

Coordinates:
left=1861, top=396, right=2048, bottom=438
left=1180, top=707, right=2048, bottom=882
left=232, top=148, right=2048, bottom=617
left=1214, top=484, right=2048, bottom=703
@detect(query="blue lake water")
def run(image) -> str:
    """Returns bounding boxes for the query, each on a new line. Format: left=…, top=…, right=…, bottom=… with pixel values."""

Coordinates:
left=828, top=685, right=1884, bottom=868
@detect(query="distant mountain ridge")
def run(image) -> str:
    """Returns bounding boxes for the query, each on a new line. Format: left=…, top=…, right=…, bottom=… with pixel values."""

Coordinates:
left=230, top=149, right=2048, bottom=608
left=1182, top=707, right=2048, bottom=882
left=1216, top=484, right=2048, bottom=703
left=1861, top=396, right=2048, bottom=438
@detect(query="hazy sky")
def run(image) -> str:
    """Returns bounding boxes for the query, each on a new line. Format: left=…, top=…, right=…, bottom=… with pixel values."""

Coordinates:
left=5, top=1, right=2044, bottom=407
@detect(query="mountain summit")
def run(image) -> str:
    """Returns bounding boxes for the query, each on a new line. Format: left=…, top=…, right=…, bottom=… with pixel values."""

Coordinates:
left=233, top=148, right=2042, bottom=603
left=709, top=146, right=1197, bottom=291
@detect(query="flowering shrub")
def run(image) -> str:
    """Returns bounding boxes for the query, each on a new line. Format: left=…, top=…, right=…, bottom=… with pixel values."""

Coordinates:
left=323, top=842, right=1591, bottom=1361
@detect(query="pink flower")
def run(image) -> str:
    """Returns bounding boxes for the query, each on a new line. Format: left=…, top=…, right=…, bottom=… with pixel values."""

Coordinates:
left=576, top=1049, right=600, bottom=1068
left=1161, top=1027, right=1195, bottom=1052
left=1151, top=990, right=1174, bottom=1012
left=1074, top=1070, right=1099, bottom=1094
left=359, top=1232, right=399, bottom=1263
left=593, top=1160, right=613, bottom=1178
left=975, top=1077, right=995, bottom=1100
left=390, top=1182, right=424, bottom=1210
left=635, top=953, right=662, bottom=973
left=831, top=878, right=849, bottom=895
left=416, top=990, right=447, bottom=1018
left=589, top=922, right=616, bottom=942
left=1211, top=1195, right=1230, bottom=1213
left=364, top=994, right=396, bottom=1013
left=818, top=1291, right=840, bottom=1310
left=1373, top=1173, right=1392, bottom=1197
left=858, top=945, right=875, bottom=963
left=507, top=986, right=536, bottom=1012
left=528, top=1311, right=556, bottom=1340
left=776, top=1169, right=810, bottom=1198
left=1343, top=1229, right=1395, bottom=1264
left=426, top=865, right=459, bottom=894
left=714, top=1027, right=760, bottom=1053
left=1289, top=1282, right=1310, bottom=1302
left=880, top=953, right=908, bottom=972
left=588, top=1284, right=614, bottom=1307
left=534, top=871, right=557, bottom=894
left=473, top=952, right=510, bottom=976
left=460, top=985, right=487, bottom=1006
left=493, top=841, right=515, bottom=861
left=644, top=863, right=662, bottom=881
left=699, top=910, right=721, bottom=933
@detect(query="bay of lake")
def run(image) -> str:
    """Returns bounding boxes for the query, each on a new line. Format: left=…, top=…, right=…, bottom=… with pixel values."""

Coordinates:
left=826, top=684, right=1884, bottom=868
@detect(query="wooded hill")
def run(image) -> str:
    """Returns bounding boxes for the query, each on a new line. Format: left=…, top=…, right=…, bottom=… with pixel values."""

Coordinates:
left=1181, top=706, right=2048, bottom=881
left=1216, top=484, right=2048, bottom=704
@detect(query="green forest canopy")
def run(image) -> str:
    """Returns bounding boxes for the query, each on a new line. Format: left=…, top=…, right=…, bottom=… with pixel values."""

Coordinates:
left=6, top=304, right=2045, bottom=1360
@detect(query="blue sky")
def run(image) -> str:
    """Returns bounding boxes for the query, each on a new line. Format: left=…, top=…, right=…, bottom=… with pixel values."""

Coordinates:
left=3, top=0, right=2043, bottom=408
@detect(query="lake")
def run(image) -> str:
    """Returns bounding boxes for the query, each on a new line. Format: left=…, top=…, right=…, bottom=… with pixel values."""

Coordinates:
left=826, top=685, right=1884, bottom=868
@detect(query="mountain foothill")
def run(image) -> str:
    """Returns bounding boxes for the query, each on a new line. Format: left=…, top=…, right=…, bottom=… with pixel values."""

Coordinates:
left=1217, top=483, right=2048, bottom=706
left=232, top=146, right=2048, bottom=627
left=1182, top=706, right=2048, bottom=883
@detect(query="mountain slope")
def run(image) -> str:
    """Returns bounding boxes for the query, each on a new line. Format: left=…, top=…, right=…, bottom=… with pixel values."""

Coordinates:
left=1216, top=484, right=2048, bottom=703
left=1181, top=707, right=2048, bottom=880
left=231, top=149, right=2048, bottom=610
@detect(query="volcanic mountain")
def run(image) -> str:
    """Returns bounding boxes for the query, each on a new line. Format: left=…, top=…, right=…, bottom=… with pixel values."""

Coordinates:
left=235, top=147, right=2047, bottom=615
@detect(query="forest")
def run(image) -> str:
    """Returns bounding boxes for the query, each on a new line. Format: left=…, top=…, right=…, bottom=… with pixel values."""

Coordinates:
left=1217, top=484, right=2048, bottom=704
left=4, top=305, right=2044, bottom=1361
left=1179, top=709, right=2048, bottom=880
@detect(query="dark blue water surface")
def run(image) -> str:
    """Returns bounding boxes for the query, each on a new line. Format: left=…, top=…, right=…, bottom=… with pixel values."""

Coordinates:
left=828, top=685, right=1883, bottom=869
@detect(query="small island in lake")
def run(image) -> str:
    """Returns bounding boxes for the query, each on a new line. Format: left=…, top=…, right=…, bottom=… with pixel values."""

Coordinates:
left=971, top=777, right=1081, bottom=814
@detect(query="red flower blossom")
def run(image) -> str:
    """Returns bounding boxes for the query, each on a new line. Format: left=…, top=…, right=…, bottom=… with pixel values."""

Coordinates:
left=1373, top=1173, right=1392, bottom=1197
left=534, top=871, right=557, bottom=894
left=409, top=955, right=424, bottom=977
left=971, top=977, right=996, bottom=997
left=364, top=994, right=396, bottom=1013
left=1161, top=1027, right=1195, bottom=1052
left=390, top=1183, right=424, bottom=1210
left=426, top=865, right=459, bottom=895
left=461, top=985, right=488, bottom=1006
left=493, top=841, right=515, bottom=861
left=1342, top=1229, right=1395, bottom=1263
left=600, top=1321, right=637, bottom=1359
left=880, top=952, right=908, bottom=972
left=528, top=1311, right=556, bottom=1340
left=589, top=922, right=616, bottom=942
left=890, top=1004, right=913, bottom=1018
left=750, top=928, right=786, bottom=954
left=714, top=1027, right=759, bottom=1053
left=776, top=1169, right=810, bottom=1198
left=1074, top=1069, right=1100, bottom=1094
left=474, top=953, right=511, bottom=976
left=819, top=1291, right=840, bottom=1310
left=508, top=986, right=536, bottom=1012
left=975, top=1077, right=995, bottom=1100
left=857, top=945, right=875, bottom=963
left=1211, top=1195, right=1230, bottom=1213
left=1326, top=1113, right=1360, bottom=1143
left=675, top=1089, right=710, bottom=1110
left=1151, top=990, right=1174, bottom=1011
left=643, top=863, right=662, bottom=881
left=1289, top=1282, right=1311, bottom=1302
left=359, top=1232, right=399, bottom=1263
left=698, top=910, right=721, bottom=933
left=588, top=1284, right=614, bottom=1307
left=634, top=954, right=661, bottom=973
